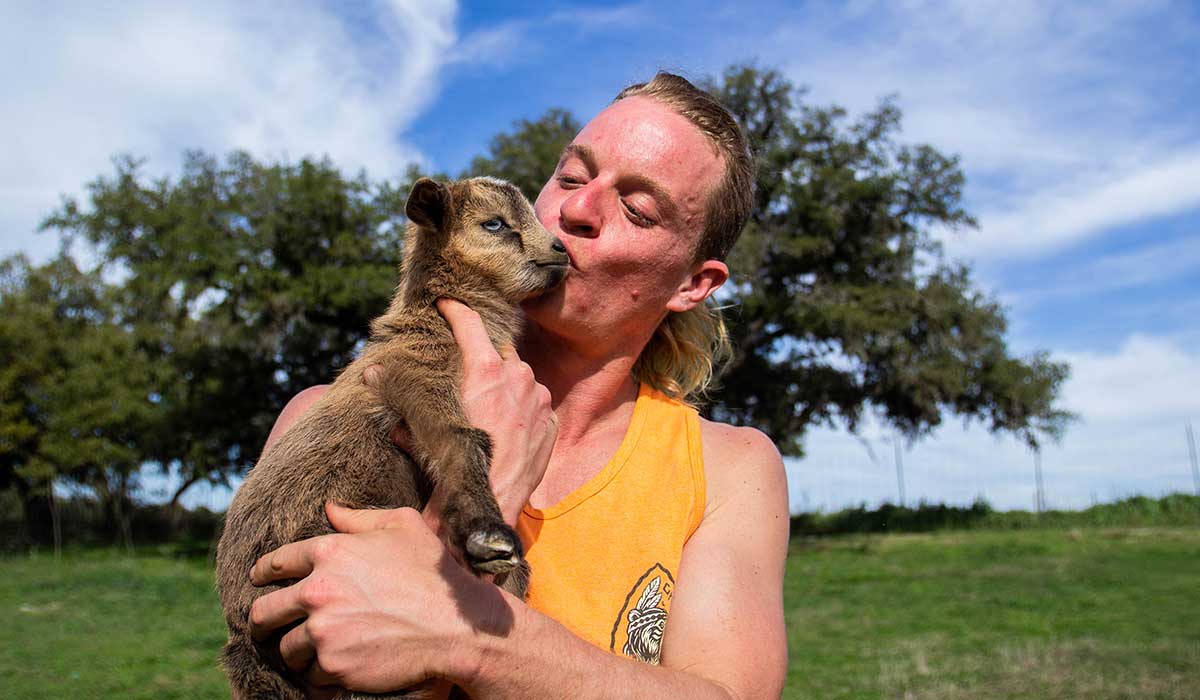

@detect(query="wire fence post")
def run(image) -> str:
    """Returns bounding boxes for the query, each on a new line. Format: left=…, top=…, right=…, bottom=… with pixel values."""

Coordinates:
left=1033, top=448, right=1046, bottom=514
left=1187, top=422, right=1199, bottom=497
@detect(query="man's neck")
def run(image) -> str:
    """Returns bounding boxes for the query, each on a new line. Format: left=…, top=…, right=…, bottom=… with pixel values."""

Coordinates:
left=517, top=321, right=648, bottom=509
left=517, top=321, right=644, bottom=448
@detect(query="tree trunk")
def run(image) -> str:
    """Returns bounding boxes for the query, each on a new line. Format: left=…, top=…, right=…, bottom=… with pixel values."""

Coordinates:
left=16, top=480, right=53, bottom=549
left=49, top=487, right=62, bottom=559
left=96, top=474, right=134, bottom=552
left=114, top=473, right=134, bottom=553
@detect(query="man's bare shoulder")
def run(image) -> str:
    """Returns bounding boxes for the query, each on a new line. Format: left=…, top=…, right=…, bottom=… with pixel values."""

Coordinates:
left=697, top=417, right=779, bottom=463
left=696, top=417, right=787, bottom=516
left=264, top=384, right=330, bottom=451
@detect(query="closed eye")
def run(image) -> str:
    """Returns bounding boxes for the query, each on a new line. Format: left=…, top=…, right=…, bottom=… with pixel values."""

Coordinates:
left=622, top=200, right=655, bottom=227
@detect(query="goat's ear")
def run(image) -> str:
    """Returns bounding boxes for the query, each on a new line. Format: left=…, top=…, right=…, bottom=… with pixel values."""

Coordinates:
left=405, top=178, right=452, bottom=231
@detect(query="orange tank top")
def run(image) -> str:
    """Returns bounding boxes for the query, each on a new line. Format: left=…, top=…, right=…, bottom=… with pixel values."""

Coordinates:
left=516, top=383, right=706, bottom=665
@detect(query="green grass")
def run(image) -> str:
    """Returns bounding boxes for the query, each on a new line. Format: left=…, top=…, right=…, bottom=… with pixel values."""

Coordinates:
left=0, top=547, right=228, bottom=700
left=3, top=529, right=1198, bottom=699
left=784, top=528, right=1200, bottom=699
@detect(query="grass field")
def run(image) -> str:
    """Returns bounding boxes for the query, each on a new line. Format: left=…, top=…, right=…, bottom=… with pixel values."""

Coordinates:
left=3, top=528, right=1197, bottom=699
left=2, top=546, right=228, bottom=699
left=784, top=529, right=1200, bottom=699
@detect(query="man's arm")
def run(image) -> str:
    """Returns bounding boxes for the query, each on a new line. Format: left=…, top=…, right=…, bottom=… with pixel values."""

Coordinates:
left=665, top=422, right=790, bottom=694
left=458, top=422, right=789, bottom=700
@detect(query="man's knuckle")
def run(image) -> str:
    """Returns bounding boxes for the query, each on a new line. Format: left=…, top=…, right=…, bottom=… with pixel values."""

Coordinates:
left=393, top=506, right=421, bottom=526
left=298, top=578, right=331, bottom=609
left=314, top=645, right=349, bottom=679
left=311, top=536, right=340, bottom=562
left=374, top=507, right=417, bottom=532
left=305, top=615, right=329, bottom=645
left=322, top=657, right=350, bottom=684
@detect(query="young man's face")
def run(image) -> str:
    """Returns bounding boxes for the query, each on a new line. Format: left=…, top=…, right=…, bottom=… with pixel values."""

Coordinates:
left=526, top=95, right=728, bottom=349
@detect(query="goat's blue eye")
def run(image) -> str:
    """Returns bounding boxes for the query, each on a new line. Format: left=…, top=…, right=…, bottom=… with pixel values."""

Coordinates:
left=482, top=218, right=505, bottom=232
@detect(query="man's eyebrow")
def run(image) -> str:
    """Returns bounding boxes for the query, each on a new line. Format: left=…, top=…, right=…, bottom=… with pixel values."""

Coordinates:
left=560, top=143, right=596, bottom=169
left=559, top=144, right=681, bottom=226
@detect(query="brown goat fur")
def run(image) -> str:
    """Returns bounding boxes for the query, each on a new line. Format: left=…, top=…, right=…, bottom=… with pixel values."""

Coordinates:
left=215, top=177, right=569, bottom=700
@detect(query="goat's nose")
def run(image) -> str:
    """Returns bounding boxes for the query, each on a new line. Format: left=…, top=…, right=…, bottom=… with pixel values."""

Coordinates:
left=551, top=238, right=566, bottom=254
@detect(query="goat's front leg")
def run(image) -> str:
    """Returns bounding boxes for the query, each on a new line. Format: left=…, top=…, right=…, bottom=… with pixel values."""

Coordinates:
left=367, top=354, right=525, bottom=580
left=413, top=417, right=522, bottom=574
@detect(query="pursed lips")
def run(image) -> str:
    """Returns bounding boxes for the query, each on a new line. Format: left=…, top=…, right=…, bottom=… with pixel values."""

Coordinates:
left=555, top=239, right=578, bottom=271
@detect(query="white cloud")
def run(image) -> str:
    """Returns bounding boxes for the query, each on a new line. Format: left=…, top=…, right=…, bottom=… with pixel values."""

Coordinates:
left=448, top=20, right=531, bottom=67
left=545, top=4, right=649, bottom=30
left=789, top=333, right=1200, bottom=512
left=969, top=149, right=1200, bottom=259
left=446, top=3, right=647, bottom=70
left=0, top=0, right=458, bottom=263
left=1060, top=334, right=1200, bottom=423
left=765, top=0, right=1200, bottom=261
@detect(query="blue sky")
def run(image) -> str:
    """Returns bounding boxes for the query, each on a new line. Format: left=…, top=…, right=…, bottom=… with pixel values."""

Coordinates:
left=3, top=1, right=1198, bottom=511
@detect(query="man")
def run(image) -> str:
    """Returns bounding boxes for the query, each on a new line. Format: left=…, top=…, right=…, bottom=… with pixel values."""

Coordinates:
left=248, top=73, right=789, bottom=699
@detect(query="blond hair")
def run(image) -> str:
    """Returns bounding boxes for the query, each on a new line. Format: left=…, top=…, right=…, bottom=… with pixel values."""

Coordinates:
left=617, top=73, right=754, bottom=404
left=632, top=299, right=734, bottom=404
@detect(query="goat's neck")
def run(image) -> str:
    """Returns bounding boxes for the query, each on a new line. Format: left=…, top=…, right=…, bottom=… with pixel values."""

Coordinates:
left=388, top=252, right=522, bottom=350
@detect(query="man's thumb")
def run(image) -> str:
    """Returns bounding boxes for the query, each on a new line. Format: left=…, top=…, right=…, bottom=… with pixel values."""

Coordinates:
left=325, top=502, right=419, bottom=533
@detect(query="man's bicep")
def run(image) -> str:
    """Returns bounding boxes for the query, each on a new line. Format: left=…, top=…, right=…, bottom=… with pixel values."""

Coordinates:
left=659, top=428, right=789, bottom=699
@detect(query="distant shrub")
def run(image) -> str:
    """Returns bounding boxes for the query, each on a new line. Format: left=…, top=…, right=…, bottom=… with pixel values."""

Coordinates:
left=0, top=491, right=223, bottom=554
left=790, top=493, right=1200, bottom=537
left=976, top=493, right=1200, bottom=531
left=790, top=498, right=994, bottom=536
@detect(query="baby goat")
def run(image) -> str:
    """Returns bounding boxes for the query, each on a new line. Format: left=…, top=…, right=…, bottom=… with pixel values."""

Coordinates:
left=215, top=176, right=568, bottom=699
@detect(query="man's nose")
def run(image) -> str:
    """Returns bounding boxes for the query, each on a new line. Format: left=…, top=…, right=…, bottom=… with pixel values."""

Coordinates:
left=558, top=182, right=602, bottom=237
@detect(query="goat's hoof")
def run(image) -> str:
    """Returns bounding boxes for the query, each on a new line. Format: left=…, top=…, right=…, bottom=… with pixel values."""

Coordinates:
left=465, top=522, right=522, bottom=574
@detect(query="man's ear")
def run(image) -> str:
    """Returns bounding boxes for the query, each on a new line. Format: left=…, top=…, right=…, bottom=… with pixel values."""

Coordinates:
left=666, top=260, right=730, bottom=313
left=405, top=178, right=452, bottom=231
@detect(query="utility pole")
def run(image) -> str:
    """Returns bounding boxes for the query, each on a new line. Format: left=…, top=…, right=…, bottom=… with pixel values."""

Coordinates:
left=1033, top=448, right=1046, bottom=514
left=1188, top=422, right=1199, bottom=496
left=893, top=439, right=906, bottom=507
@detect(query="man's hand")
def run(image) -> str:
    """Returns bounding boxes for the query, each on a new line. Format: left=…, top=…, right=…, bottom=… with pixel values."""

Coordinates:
left=249, top=503, right=509, bottom=694
left=363, top=298, right=557, bottom=525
